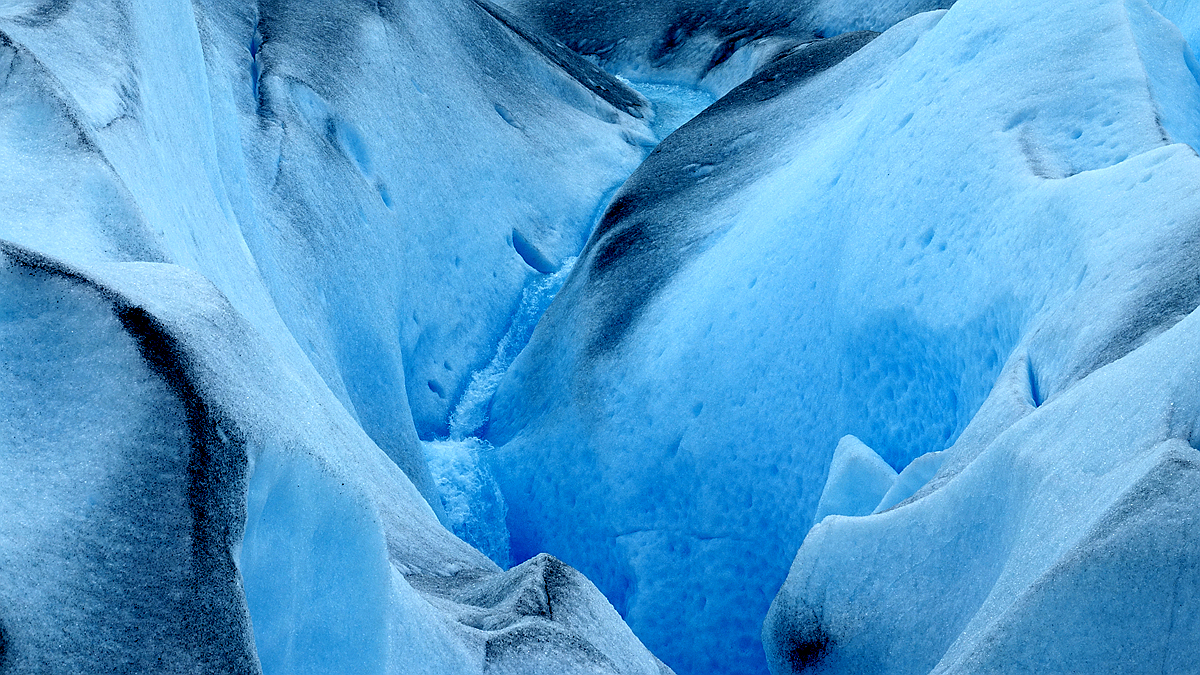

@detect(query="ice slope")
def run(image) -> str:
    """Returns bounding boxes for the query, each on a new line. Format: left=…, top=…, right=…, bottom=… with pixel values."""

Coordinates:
left=485, top=0, right=1200, bottom=671
left=0, top=0, right=652, bottom=465
left=496, top=0, right=950, bottom=93
left=765, top=321, right=1200, bottom=673
left=1150, top=1, right=1200, bottom=54
left=0, top=244, right=671, bottom=674
left=0, top=250, right=257, bottom=673
left=0, top=0, right=670, bottom=672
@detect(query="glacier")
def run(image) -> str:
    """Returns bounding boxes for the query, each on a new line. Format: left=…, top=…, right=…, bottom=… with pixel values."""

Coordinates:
left=0, top=0, right=668, bottom=672
left=487, top=0, right=1200, bottom=671
left=2, top=0, right=1199, bottom=673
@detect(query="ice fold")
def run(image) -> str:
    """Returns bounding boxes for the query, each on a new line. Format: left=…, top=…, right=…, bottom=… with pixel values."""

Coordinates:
left=410, top=553, right=675, bottom=675
left=766, top=311, right=1200, bottom=674
left=0, top=0, right=669, bottom=672
left=487, top=0, right=1200, bottom=671
left=0, top=241, right=673, bottom=675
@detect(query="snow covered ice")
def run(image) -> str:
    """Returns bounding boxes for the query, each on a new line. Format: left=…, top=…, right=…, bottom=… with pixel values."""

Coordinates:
left=2, top=0, right=1199, bottom=673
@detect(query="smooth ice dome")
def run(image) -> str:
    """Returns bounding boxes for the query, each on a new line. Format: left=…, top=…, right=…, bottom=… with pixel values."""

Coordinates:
left=486, top=0, right=1200, bottom=671
left=3, top=0, right=1200, bottom=673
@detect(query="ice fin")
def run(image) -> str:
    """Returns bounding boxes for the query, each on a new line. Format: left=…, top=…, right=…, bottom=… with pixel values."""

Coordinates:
left=874, top=450, right=946, bottom=513
left=813, top=435, right=898, bottom=525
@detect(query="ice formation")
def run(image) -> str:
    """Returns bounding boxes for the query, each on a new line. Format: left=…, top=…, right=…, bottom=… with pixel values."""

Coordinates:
left=3, top=0, right=1200, bottom=672
left=487, top=0, right=1200, bottom=671
left=495, top=0, right=950, bottom=93
left=811, top=436, right=897, bottom=525
left=0, top=0, right=667, bottom=672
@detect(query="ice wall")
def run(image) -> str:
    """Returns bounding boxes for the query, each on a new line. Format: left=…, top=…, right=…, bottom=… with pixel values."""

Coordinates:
left=0, top=243, right=670, bottom=673
left=0, top=0, right=668, bottom=672
left=760, top=0, right=1200, bottom=670
left=5, top=0, right=1200, bottom=671
left=486, top=0, right=1200, bottom=671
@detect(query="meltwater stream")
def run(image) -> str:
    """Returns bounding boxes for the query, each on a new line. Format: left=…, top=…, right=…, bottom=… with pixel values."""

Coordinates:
left=627, top=80, right=718, bottom=139
left=420, top=79, right=718, bottom=569
left=421, top=259, right=578, bottom=568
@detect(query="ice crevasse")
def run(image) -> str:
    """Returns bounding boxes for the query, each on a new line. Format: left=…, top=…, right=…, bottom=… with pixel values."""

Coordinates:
left=0, top=0, right=671, bottom=672
left=486, top=0, right=1200, bottom=672
left=1, top=0, right=1200, bottom=673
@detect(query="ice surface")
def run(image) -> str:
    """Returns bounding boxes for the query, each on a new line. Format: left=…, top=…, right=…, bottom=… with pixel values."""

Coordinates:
left=410, top=554, right=675, bottom=675
left=765, top=308, right=1200, bottom=674
left=486, top=0, right=1200, bottom=671
left=0, top=0, right=668, bottom=672
left=5, top=0, right=1200, bottom=671
left=0, top=238, right=671, bottom=674
left=0, top=252, right=256, bottom=673
left=497, top=0, right=949, bottom=92
left=0, top=0, right=653, bottom=463
left=873, top=448, right=945, bottom=513
left=812, top=436, right=897, bottom=525
left=1149, top=0, right=1200, bottom=56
